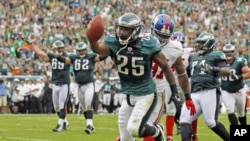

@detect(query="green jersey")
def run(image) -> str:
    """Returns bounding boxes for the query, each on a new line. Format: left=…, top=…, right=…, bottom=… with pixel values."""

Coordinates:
left=47, top=52, right=70, bottom=84
left=103, top=34, right=161, bottom=96
left=221, top=57, right=247, bottom=93
left=7, top=44, right=18, bottom=57
left=69, top=52, right=97, bottom=85
left=187, top=51, right=227, bottom=92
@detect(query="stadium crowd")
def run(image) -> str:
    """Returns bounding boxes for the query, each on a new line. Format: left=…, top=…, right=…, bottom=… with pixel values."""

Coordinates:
left=0, top=0, right=249, bottom=114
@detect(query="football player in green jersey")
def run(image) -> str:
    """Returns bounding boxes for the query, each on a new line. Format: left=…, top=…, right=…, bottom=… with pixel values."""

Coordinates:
left=179, top=32, right=231, bottom=141
left=29, top=40, right=71, bottom=132
left=221, top=44, right=250, bottom=126
left=56, top=42, right=107, bottom=134
left=87, top=13, right=182, bottom=141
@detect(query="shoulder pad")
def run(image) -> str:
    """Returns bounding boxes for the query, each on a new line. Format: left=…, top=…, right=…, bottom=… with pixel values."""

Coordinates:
left=209, top=51, right=226, bottom=60
left=166, top=40, right=183, bottom=51
left=103, top=35, right=116, bottom=43
left=88, top=52, right=97, bottom=57
left=138, top=34, right=159, bottom=48
left=237, top=57, right=247, bottom=65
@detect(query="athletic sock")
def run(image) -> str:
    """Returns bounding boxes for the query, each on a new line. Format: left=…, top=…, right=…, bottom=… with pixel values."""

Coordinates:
left=238, top=116, right=247, bottom=125
left=166, top=116, right=174, bottom=136
left=228, top=114, right=238, bottom=125
left=139, top=124, right=157, bottom=137
left=211, top=122, right=230, bottom=141
left=192, top=119, right=198, bottom=135
left=143, top=136, right=154, bottom=141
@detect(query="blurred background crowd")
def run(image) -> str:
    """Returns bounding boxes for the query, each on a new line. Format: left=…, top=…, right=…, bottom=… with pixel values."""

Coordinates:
left=0, top=0, right=249, bottom=114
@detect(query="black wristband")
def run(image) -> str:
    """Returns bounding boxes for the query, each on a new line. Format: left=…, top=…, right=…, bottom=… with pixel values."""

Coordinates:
left=57, top=55, right=66, bottom=62
left=185, top=93, right=191, bottom=100
left=170, top=84, right=178, bottom=95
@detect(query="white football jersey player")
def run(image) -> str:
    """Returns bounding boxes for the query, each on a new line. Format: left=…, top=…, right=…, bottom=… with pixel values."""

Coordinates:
left=182, top=47, right=195, bottom=68
left=153, top=38, right=183, bottom=93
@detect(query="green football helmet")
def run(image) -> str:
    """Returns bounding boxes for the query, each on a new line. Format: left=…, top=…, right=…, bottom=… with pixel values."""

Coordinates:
left=52, top=40, right=64, bottom=48
left=222, top=43, right=235, bottom=60
left=194, top=32, right=216, bottom=55
left=222, top=43, right=235, bottom=52
left=76, top=42, right=87, bottom=57
left=115, top=13, right=142, bottom=45
left=76, top=42, right=87, bottom=50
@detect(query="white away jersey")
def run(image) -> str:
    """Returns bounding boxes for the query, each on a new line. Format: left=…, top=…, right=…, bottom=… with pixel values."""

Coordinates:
left=182, top=47, right=195, bottom=68
left=152, top=39, right=183, bottom=93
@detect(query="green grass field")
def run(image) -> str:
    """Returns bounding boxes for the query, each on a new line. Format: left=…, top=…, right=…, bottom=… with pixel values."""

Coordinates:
left=0, top=113, right=249, bottom=141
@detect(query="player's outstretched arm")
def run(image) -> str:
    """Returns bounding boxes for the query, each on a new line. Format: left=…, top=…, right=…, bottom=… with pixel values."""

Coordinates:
left=89, top=42, right=110, bottom=56
left=25, top=35, right=50, bottom=62
left=28, top=43, right=50, bottom=62
left=86, top=15, right=110, bottom=56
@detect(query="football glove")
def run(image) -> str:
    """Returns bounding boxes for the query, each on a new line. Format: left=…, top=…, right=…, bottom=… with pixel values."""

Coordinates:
left=174, top=101, right=182, bottom=125
left=184, top=94, right=196, bottom=116
left=169, top=85, right=182, bottom=116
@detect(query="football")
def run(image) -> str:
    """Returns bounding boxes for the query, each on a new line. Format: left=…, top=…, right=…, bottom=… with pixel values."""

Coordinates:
left=86, top=15, right=105, bottom=43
